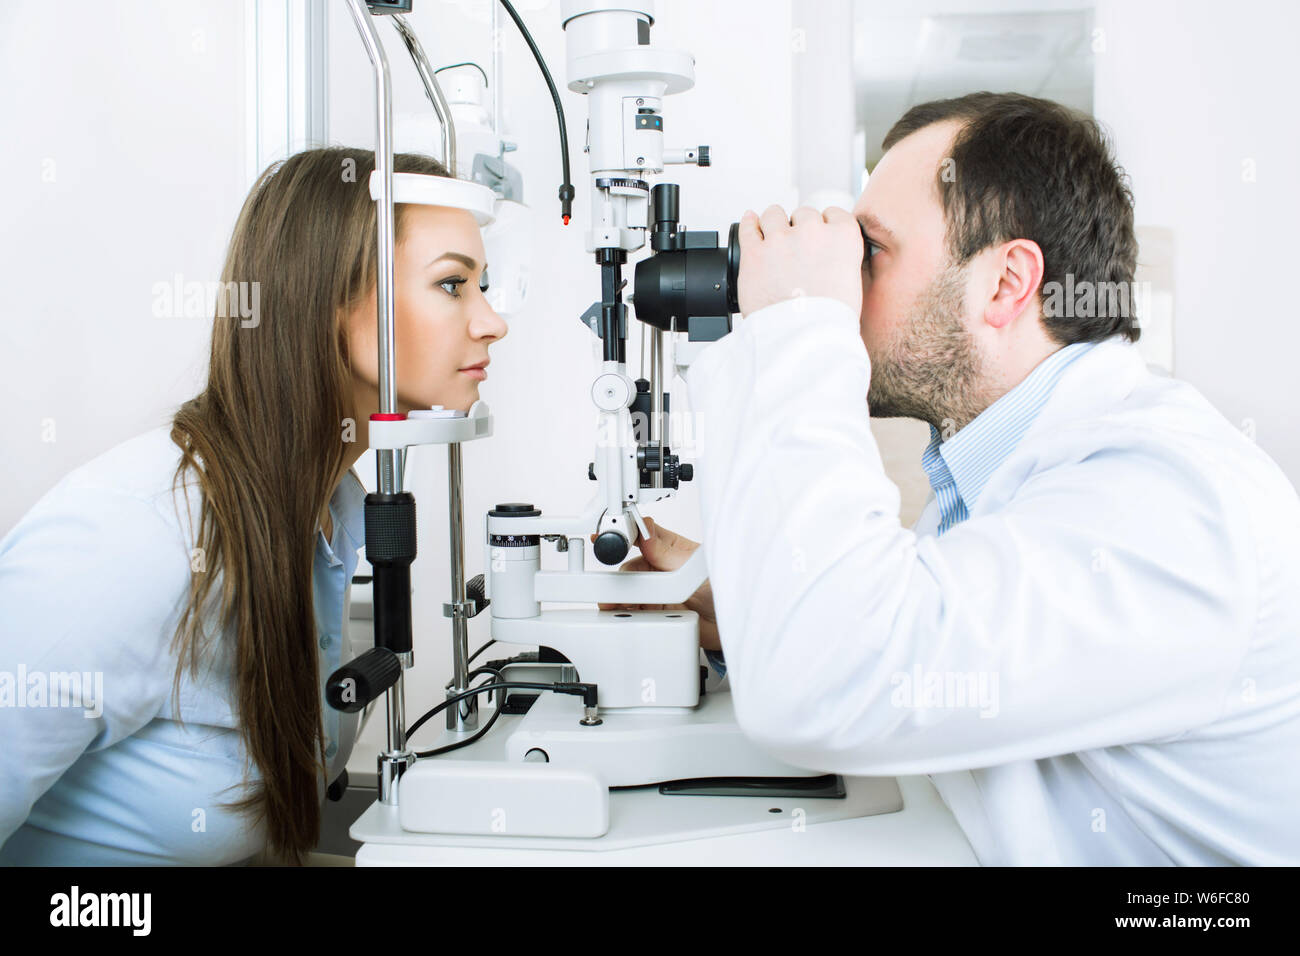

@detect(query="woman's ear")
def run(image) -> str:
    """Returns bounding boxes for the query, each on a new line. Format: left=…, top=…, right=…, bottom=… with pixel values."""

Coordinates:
left=341, top=296, right=382, bottom=398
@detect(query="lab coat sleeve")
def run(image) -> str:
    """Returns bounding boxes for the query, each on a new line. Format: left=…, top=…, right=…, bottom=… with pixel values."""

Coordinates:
left=684, top=297, right=1254, bottom=776
left=0, top=483, right=190, bottom=845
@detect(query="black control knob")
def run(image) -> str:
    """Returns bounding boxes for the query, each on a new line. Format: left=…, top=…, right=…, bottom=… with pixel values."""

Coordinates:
left=588, top=462, right=596, bottom=481
left=593, top=531, right=629, bottom=566
left=697, top=145, right=710, bottom=167
left=680, top=463, right=694, bottom=481
left=326, top=646, right=401, bottom=713
left=466, top=573, right=489, bottom=616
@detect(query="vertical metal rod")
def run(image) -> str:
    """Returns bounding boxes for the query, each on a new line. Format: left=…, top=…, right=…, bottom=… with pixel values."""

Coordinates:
left=651, top=328, right=664, bottom=488
left=640, top=321, right=649, bottom=381
left=391, top=14, right=457, bottom=177
left=346, top=0, right=411, bottom=805
left=346, top=0, right=399, bottom=490
left=446, top=442, right=478, bottom=731
left=387, top=673, right=408, bottom=752
left=491, top=1, right=502, bottom=138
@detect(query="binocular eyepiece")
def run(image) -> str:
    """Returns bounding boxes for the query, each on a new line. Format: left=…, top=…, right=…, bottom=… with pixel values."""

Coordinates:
left=632, top=184, right=739, bottom=341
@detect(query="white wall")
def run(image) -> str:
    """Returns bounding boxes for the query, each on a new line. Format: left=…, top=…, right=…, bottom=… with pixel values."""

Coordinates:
left=322, top=0, right=800, bottom=767
left=0, top=0, right=803, bottom=777
left=1093, top=0, right=1300, bottom=481
left=0, top=1, right=248, bottom=533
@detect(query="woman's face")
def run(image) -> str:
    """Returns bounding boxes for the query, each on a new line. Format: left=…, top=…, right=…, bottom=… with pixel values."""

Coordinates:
left=347, top=204, right=508, bottom=414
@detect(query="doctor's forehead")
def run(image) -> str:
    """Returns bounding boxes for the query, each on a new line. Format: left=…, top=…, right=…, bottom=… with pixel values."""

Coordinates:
left=854, top=119, right=960, bottom=240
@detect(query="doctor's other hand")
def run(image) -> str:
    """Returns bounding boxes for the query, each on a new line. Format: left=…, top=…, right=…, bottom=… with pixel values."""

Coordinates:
left=736, top=204, right=863, bottom=319
left=591, top=517, right=720, bottom=651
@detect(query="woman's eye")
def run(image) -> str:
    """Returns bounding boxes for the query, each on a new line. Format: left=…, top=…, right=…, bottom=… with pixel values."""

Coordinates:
left=439, top=278, right=467, bottom=297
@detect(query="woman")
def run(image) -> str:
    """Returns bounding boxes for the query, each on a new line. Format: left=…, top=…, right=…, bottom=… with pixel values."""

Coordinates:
left=0, top=147, right=507, bottom=864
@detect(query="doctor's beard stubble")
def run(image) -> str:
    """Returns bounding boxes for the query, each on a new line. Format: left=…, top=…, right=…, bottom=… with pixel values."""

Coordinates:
left=865, top=257, right=991, bottom=432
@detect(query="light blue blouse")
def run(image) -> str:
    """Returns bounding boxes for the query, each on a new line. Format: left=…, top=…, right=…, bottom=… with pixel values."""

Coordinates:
left=0, top=425, right=365, bottom=864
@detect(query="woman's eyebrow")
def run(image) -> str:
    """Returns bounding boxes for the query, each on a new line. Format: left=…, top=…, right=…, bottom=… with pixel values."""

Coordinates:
left=427, top=252, right=480, bottom=270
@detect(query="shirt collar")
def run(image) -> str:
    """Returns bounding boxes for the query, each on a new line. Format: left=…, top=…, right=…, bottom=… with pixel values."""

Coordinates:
left=923, top=341, right=1097, bottom=512
left=321, top=468, right=366, bottom=567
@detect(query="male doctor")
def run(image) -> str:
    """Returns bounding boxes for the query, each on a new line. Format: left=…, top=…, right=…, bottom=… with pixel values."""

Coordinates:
left=623, top=92, right=1300, bottom=865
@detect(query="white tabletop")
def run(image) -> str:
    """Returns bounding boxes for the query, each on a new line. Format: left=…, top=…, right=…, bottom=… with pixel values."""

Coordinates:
left=350, top=773, right=977, bottom=865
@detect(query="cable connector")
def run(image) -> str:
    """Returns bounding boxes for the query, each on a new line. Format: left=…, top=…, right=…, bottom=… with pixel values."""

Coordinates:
left=559, top=183, right=575, bottom=224
left=552, top=681, right=598, bottom=708
left=553, top=681, right=601, bottom=724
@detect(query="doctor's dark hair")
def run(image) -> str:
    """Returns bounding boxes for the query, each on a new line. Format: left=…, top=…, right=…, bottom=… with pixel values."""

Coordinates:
left=169, top=146, right=450, bottom=864
left=882, top=92, right=1140, bottom=344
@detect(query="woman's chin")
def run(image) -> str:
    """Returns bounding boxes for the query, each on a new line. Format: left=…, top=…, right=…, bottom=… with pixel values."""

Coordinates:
left=454, top=381, right=483, bottom=412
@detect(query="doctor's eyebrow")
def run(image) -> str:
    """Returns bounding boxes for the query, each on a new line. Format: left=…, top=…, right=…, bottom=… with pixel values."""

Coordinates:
left=856, top=213, right=896, bottom=244
left=427, top=252, right=482, bottom=271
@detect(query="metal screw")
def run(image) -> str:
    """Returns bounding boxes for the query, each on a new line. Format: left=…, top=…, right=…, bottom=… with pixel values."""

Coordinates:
left=636, top=97, right=644, bottom=105
left=637, top=157, right=644, bottom=165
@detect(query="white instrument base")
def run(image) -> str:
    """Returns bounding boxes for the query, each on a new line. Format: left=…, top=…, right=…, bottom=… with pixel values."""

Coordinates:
left=504, top=687, right=823, bottom=786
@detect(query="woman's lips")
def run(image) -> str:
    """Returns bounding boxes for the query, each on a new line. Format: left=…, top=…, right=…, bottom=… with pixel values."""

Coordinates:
left=460, top=367, right=487, bottom=381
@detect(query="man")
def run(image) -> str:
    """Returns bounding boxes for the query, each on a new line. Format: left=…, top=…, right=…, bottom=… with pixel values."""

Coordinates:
left=625, top=92, right=1300, bottom=865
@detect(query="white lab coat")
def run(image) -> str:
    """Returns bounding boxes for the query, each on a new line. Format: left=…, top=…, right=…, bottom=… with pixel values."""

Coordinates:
left=683, top=296, right=1300, bottom=865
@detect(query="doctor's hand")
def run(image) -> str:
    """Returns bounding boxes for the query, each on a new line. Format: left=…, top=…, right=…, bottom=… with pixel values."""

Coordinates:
left=591, top=517, right=720, bottom=651
left=736, top=205, right=863, bottom=319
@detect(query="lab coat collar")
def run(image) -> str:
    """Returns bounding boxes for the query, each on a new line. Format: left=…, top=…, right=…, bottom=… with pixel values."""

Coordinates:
left=932, top=340, right=1096, bottom=514
left=972, top=334, right=1150, bottom=513
left=1021, top=334, right=1149, bottom=437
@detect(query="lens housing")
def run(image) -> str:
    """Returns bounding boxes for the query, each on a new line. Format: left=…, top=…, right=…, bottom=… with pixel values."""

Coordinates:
left=632, top=183, right=739, bottom=339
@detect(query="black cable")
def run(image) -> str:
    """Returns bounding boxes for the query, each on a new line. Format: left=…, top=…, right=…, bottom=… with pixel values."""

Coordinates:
left=409, top=679, right=596, bottom=759
left=416, top=700, right=505, bottom=758
left=467, top=638, right=496, bottom=666
left=407, top=666, right=501, bottom=740
left=433, top=61, right=490, bottom=88
left=497, top=0, right=574, bottom=224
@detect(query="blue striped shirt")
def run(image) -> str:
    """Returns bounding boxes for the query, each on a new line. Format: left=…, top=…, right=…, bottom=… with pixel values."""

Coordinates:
left=921, top=342, right=1096, bottom=534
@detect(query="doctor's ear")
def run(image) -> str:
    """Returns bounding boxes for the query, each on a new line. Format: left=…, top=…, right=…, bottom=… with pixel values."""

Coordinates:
left=982, top=238, right=1044, bottom=331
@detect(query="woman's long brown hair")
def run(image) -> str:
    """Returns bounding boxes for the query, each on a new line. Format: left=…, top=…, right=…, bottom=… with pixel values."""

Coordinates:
left=169, top=147, right=450, bottom=863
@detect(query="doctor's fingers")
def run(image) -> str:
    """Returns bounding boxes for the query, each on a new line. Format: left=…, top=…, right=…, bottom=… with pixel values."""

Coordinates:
left=821, top=206, right=855, bottom=226
left=645, top=521, right=698, bottom=556
left=790, top=205, right=824, bottom=228
left=759, top=204, right=792, bottom=239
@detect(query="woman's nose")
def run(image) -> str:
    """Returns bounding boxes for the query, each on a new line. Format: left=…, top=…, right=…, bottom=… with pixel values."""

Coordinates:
left=471, top=296, right=509, bottom=341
